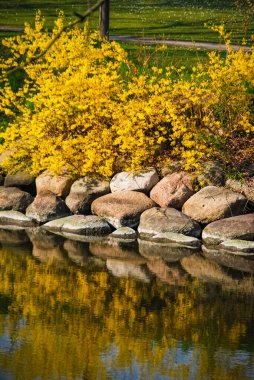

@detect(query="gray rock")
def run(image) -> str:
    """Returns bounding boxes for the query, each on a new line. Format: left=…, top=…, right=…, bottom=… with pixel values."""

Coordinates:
left=202, top=213, right=254, bottom=245
left=110, top=227, right=137, bottom=239
left=219, top=239, right=254, bottom=255
left=0, top=186, right=34, bottom=213
left=36, top=170, right=74, bottom=198
left=152, top=232, right=201, bottom=247
left=110, top=168, right=159, bottom=193
left=138, top=207, right=202, bottom=238
left=65, top=176, right=110, bottom=214
left=43, top=214, right=111, bottom=236
left=225, top=178, right=254, bottom=204
left=0, top=210, right=36, bottom=227
left=150, top=172, right=194, bottom=209
left=26, top=192, right=71, bottom=223
left=182, top=185, right=248, bottom=224
left=91, top=190, right=155, bottom=228
left=138, top=239, right=195, bottom=262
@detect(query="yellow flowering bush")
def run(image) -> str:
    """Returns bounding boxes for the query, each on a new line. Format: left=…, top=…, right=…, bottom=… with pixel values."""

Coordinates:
left=0, top=13, right=253, bottom=177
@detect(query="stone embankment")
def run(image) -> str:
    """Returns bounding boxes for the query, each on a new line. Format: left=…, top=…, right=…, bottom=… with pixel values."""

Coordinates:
left=0, top=162, right=253, bottom=257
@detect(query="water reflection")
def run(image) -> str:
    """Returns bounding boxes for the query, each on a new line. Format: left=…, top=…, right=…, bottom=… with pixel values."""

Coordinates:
left=0, top=228, right=253, bottom=379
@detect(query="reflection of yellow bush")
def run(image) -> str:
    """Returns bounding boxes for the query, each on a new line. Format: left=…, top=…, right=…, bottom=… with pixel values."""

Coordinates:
left=0, top=13, right=253, bottom=177
left=0, top=247, right=253, bottom=379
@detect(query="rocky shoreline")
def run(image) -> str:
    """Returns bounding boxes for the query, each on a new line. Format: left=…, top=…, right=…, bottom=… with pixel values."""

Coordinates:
left=0, top=164, right=253, bottom=257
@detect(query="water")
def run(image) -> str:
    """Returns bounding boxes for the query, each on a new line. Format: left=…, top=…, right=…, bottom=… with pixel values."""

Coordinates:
left=0, top=227, right=253, bottom=380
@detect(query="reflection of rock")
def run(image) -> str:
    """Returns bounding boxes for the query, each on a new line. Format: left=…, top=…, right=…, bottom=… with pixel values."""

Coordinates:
left=219, top=240, right=254, bottom=256
left=28, top=228, right=68, bottom=264
left=46, top=230, right=105, bottom=243
left=202, top=246, right=254, bottom=274
left=89, top=239, right=145, bottom=263
left=0, top=227, right=30, bottom=246
left=63, top=239, right=91, bottom=266
left=106, top=259, right=151, bottom=282
left=181, top=253, right=254, bottom=293
left=147, top=259, right=188, bottom=286
left=138, top=239, right=195, bottom=262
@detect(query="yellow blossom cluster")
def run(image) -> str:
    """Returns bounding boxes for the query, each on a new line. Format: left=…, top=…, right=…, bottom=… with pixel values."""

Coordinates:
left=0, top=12, right=253, bottom=177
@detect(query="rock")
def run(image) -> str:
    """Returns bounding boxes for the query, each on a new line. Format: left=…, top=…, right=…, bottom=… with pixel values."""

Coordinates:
left=160, top=161, right=183, bottom=177
left=110, top=168, right=159, bottom=193
left=110, top=227, right=137, bottom=240
left=138, top=239, right=195, bottom=262
left=182, top=185, right=248, bottom=224
left=26, top=192, right=71, bottom=223
left=197, top=160, right=225, bottom=187
left=91, top=190, right=155, bottom=228
left=150, top=172, right=194, bottom=209
left=65, top=176, right=110, bottom=214
left=147, top=260, right=188, bottom=286
left=36, top=170, right=74, bottom=198
left=0, top=210, right=36, bottom=227
left=4, top=171, right=36, bottom=195
left=43, top=214, right=111, bottom=236
left=138, top=207, right=201, bottom=238
left=152, top=232, right=201, bottom=247
left=226, top=178, right=254, bottom=204
left=219, top=239, right=254, bottom=255
left=202, top=213, right=254, bottom=245
left=0, top=186, right=34, bottom=213
left=106, top=259, right=151, bottom=282
left=89, top=239, right=143, bottom=262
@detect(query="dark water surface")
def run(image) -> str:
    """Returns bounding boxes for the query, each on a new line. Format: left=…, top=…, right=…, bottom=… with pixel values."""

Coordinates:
left=0, top=228, right=254, bottom=380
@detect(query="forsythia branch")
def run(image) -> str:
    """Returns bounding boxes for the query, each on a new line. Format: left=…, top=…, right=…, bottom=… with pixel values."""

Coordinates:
left=7, top=0, right=105, bottom=74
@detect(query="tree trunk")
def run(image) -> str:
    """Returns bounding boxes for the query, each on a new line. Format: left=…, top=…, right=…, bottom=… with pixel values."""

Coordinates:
left=99, top=0, right=110, bottom=38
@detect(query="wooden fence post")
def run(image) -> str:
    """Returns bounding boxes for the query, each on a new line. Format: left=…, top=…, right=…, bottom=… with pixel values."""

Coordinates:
left=99, top=0, right=110, bottom=38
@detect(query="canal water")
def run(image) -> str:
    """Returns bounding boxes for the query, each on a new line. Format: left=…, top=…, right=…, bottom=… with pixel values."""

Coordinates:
left=0, top=227, right=253, bottom=380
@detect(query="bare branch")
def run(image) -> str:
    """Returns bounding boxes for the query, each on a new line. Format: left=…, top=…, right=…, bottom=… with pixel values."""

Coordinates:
left=7, top=0, right=105, bottom=75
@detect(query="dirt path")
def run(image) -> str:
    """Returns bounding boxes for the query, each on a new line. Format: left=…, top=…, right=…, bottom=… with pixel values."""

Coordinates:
left=0, top=26, right=250, bottom=51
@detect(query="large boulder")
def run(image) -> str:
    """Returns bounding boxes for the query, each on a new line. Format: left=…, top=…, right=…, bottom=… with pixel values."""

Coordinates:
left=150, top=172, right=194, bottom=209
left=65, top=176, right=110, bottom=214
left=0, top=186, right=34, bottom=213
left=26, top=192, right=71, bottom=223
left=138, top=207, right=201, bottom=238
left=182, top=185, right=248, bottom=224
left=43, top=214, right=112, bottom=236
left=91, top=190, right=155, bottom=228
left=110, top=168, right=159, bottom=193
left=36, top=170, right=74, bottom=199
left=202, top=213, right=254, bottom=245
left=4, top=171, right=36, bottom=195
left=226, top=178, right=254, bottom=204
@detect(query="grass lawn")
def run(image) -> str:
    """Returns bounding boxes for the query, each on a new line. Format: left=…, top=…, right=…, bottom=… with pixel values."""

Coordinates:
left=0, top=0, right=253, bottom=43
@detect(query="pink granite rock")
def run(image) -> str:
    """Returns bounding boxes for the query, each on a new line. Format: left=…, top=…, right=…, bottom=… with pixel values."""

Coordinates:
left=150, top=172, right=194, bottom=209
